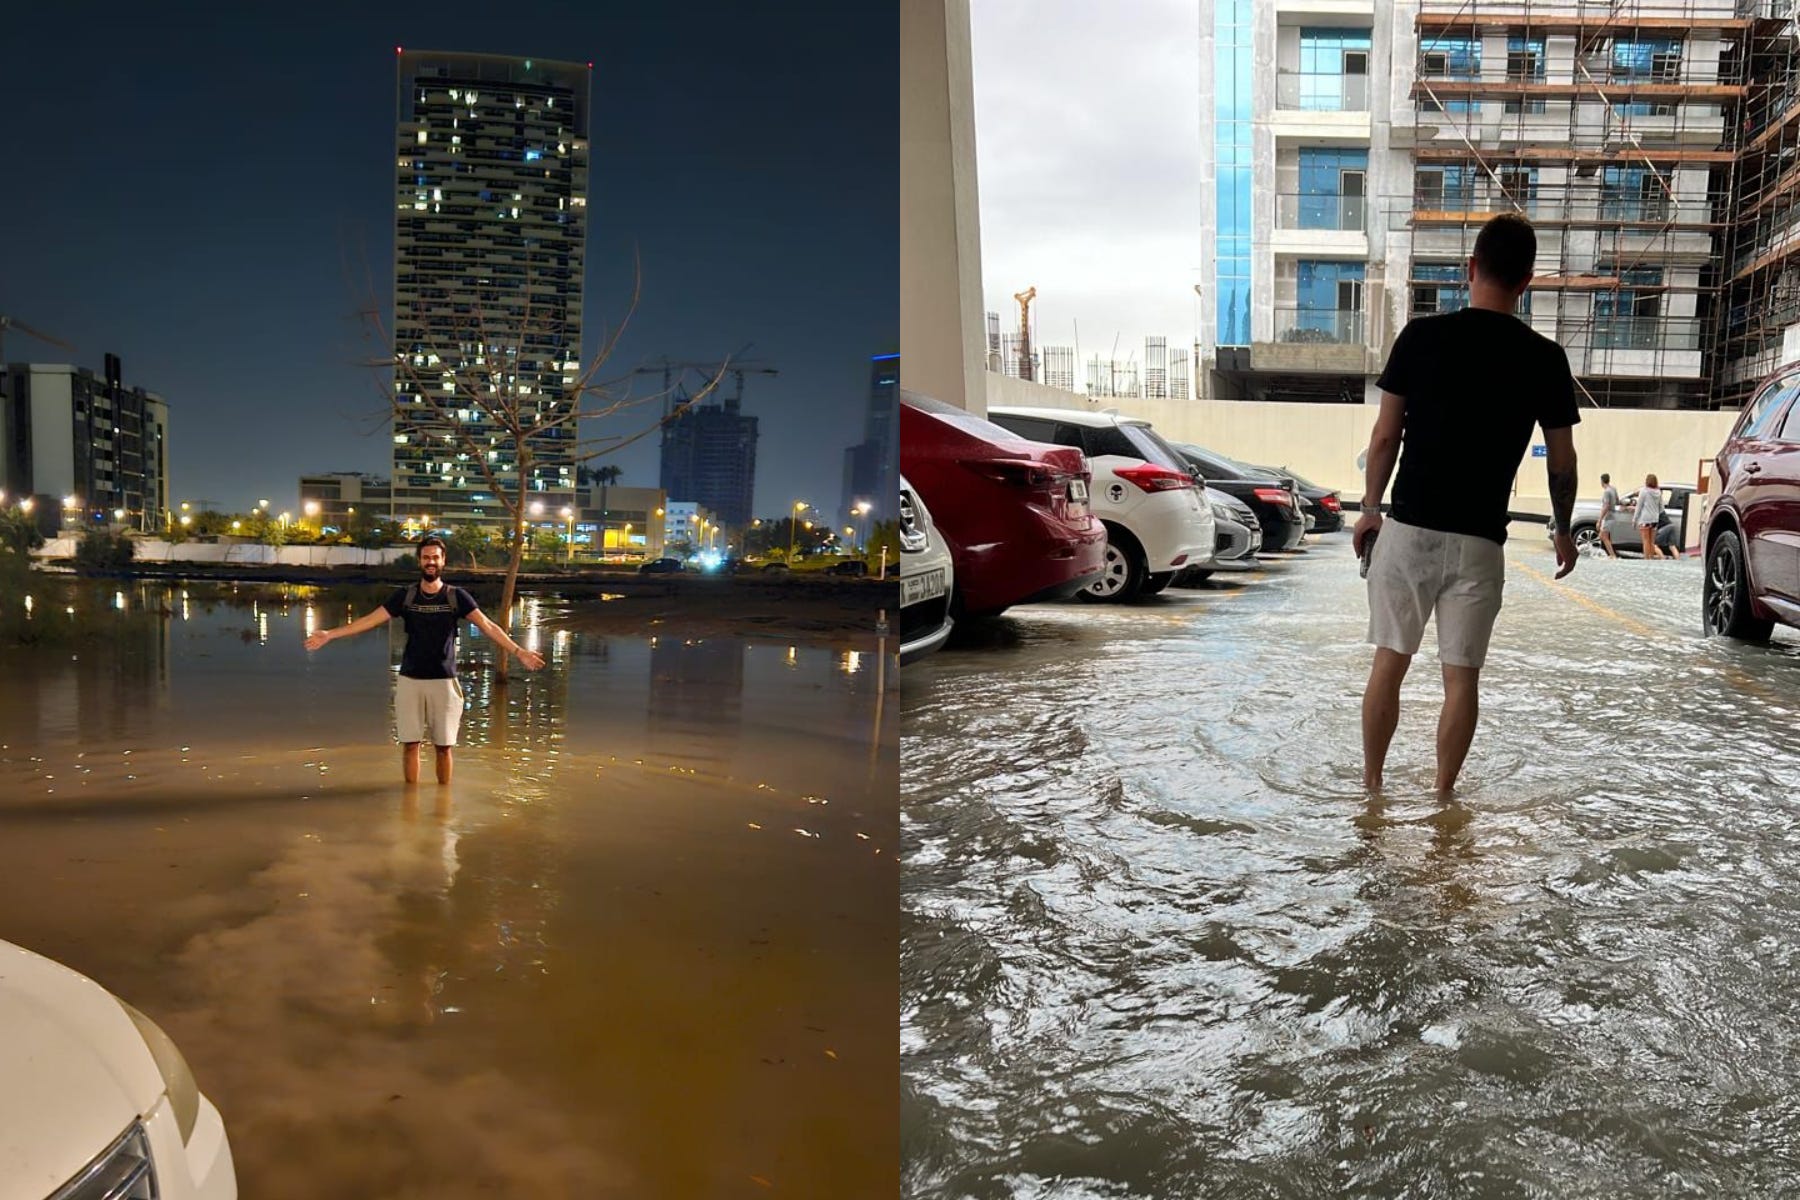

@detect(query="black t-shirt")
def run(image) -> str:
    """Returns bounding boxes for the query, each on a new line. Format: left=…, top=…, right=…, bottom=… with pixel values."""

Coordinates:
left=1376, top=308, right=1580, bottom=544
left=382, top=582, right=479, bottom=679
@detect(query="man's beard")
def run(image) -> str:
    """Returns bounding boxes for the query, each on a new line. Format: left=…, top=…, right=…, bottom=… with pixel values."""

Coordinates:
left=420, top=563, right=440, bottom=580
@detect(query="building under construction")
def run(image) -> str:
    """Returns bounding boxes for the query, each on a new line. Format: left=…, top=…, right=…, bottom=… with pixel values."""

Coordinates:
left=1194, top=0, right=1800, bottom=411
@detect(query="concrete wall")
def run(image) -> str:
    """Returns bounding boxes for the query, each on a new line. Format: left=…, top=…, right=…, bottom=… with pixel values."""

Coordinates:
left=986, top=373, right=1738, bottom=511
left=901, top=0, right=988, bottom=413
left=34, top=540, right=413, bottom=567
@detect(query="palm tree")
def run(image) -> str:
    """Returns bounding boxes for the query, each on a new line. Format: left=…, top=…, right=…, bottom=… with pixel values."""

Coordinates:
left=594, top=464, right=623, bottom=549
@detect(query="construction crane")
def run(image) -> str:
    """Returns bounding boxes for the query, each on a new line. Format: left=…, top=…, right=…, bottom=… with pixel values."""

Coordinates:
left=0, top=314, right=75, bottom=362
left=631, top=357, right=778, bottom=417
left=1013, top=287, right=1037, bottom=381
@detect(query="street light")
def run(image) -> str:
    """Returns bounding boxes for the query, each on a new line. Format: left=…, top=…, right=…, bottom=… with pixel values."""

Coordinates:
left=562, top=505, right=574, bottom=563
left=258, top=499, right=269, bottom=511
left=788, top=501, right=807, bottom=565
left=179, top=515, right=191, bottom=528
left=529, top=500, right=545, bottom=518
left=854, top=499, right=873, bottom=549
left=19, top=498, right=33, bottom=514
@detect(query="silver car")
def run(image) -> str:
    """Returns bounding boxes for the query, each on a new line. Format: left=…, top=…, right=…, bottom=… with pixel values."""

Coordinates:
left=1178, top=489, right=1258, bottom=585
left=899, top=476, right=953, bottom=662
left=1551, top=483, right=1695, bottom=555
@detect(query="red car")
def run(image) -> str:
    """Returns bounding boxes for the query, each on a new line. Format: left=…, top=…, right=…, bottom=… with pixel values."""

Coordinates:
left=1704, top=363, right=1800, bottom=640
left=900, top=390, right=1107, bottom=617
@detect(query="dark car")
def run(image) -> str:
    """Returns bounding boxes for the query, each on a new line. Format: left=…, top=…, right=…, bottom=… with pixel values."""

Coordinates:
left=638, top=557, right=685, bottom=574
left=900, top=391, right=1107, bottom=617
left=1171, top=443, right=1308, bottom=552
left=1245, top=464, right=1344, bottom=534
left=826, top=559, right=869, bottom=577
left=1704, top=364, right=1800, bottom=640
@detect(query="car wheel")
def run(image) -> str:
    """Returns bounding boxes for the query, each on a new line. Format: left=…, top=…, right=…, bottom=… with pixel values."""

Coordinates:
left=1142, top=572, right=1175, bottom=596
left=1079, top=530, right=1146, bottom=603
left=1572, top=524, right=1601, bottom=555
left=1704, top=528, right=1773, bottom=642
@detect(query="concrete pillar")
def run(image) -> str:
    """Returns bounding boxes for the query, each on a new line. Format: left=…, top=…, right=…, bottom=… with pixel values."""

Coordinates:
left=901, top=0, right=988, bottom=414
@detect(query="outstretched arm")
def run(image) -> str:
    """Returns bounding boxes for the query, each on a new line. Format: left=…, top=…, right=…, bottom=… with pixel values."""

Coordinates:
left=470, top=610, right=546, bottom=671
left=305, top=606, right=390, bottom=652
left=1545, top=425, right=1579, bottom=579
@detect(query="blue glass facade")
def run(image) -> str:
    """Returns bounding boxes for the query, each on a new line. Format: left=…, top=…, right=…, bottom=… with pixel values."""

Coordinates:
left=1298, top=28, right=1372, bottom=112
left=1297, top=148, right=1368, bottom=228
left=1215, top=0, right=1253, bottom=346
left=1421, top=35, right=1479, bottom=114
left=1614, top=38, right=1681, bottom=115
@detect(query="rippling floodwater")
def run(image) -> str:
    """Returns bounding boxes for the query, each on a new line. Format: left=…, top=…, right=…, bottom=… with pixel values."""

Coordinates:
left=902, top=534, right=1800, bottom=1198
left=0, top=579, right=897, bottom=1198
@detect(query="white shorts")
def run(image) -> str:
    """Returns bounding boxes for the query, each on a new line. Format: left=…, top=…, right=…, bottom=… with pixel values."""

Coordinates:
left=395, top=675, right=464, bottom=746
left=1366, top=518, right=1505, bottom=669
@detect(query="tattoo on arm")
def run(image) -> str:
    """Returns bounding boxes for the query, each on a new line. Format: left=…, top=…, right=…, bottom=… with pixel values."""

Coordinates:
left=1549, top=465, right=1578, bottom=535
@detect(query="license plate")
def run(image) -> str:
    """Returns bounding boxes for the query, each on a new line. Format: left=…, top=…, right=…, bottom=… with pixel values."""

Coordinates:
left=1068, top=479, right=1089, bottom=503
left=902, top=567, right=947, bottom=606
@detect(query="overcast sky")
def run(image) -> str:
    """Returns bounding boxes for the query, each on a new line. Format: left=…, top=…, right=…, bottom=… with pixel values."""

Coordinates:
left=970, top=0, right=1202, bottom=378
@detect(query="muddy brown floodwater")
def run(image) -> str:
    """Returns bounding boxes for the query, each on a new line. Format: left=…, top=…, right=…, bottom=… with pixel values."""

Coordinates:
left=0, top=580, right=897, bottom=1198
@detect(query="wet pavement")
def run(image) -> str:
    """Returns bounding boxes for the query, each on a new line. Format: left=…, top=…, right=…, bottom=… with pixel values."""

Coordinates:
left=0, top=581, right=897, bottom=1198
left=902, top=532, right=1800, bottom=1198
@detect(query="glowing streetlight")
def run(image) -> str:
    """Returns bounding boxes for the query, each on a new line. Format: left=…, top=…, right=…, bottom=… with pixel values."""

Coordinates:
left=562, top=506, right=574, bottom=563
left=258, top=499, right=270, bottom=511
left=180, top=501, right=191, bottom=513
left=19, top=498, right=33, bottom=514
left=304, top=500, right=321, bottom=518
left=231, top=520, right=242, bottom=532
left=788, top=501, right=808, bottom=565
left=179, top=515, right=192, bottom=528
left=529, top=500, right=545, bottom=518
left=854, top=499, right=874, bottom=549
left=113, top=508, right=125, bottom=521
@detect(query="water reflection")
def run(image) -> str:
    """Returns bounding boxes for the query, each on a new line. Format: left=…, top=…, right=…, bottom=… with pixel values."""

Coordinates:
left=0, top=578, right=898, bottom=1196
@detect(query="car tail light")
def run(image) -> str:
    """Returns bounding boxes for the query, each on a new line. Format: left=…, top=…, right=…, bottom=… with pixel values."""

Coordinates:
left=1114, top=464, right=1195, bottom=493
left=1320, top=494, right=1342, bottom=512
left=965, top=458, right=1054, bottom=489
left=1251, top=487, right=1291, bottom=506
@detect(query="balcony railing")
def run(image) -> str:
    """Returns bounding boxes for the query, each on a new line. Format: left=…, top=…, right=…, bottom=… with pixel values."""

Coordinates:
left=1276, top=193, right=1368, bottom=232
left=1578, top=316, right=1703, bottom=352
left=1273, top=307, right=1366, bottom=345
left=1276, top=71, right=1370, bottom=113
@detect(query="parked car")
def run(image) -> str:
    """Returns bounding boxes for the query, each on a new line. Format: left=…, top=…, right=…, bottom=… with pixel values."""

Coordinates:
left=826, top=559, right=869, bottom=577
left=899, top=391, right=1107, bottom=616
left=1704, top=366, right=1800, bottom=639
left=1, top=938, right=237, bottom=1199
left=1245, top=465, right=1344, bottom=533
left=1178, top=489, right=1259, bottom=586
left=1170, top=443, right=1308, bottom=552
left=1551, top=484, right=1696, bottom=556
left=638, top=557, right=685, bottom=574
left=899, top=476, right=954, bottom=662
left=985, top=406, right=1215, bottom=602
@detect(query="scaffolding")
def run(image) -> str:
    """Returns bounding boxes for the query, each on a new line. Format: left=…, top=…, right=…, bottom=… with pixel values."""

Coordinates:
left=1403, top=0, right=1758, bottom=408
left=1716, top=3, right=1800, bottom=405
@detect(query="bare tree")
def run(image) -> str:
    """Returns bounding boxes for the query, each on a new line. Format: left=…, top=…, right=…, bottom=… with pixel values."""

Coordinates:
left=360, top=252, right=728, bottom=678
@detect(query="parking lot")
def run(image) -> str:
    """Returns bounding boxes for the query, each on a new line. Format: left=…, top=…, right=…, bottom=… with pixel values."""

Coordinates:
left=902, top=530, right=1800, bottom=1197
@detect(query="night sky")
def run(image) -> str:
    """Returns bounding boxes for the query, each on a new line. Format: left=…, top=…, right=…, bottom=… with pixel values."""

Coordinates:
left=0, top=3, right=895, bottom=519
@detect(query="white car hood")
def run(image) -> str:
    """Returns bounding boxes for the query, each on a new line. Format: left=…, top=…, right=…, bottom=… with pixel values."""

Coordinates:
left=0, top=941, right=164, bottom=1200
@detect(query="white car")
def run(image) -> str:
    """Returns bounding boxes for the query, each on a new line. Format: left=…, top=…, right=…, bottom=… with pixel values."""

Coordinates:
left=899, top=475, right=953, bottom=662
left=986, top=406, right=1214, bottom=601
left=1, top=940, right=236, bottom=1200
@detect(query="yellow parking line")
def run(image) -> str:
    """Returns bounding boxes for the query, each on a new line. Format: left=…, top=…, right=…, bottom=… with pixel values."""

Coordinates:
left=1510, top=557, right=1659, bottom=638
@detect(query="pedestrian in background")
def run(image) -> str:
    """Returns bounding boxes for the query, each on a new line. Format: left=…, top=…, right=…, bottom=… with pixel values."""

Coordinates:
left=1597, top=472, right=1621, bottom=558
left=1634, top=474, right=1667, bottom=560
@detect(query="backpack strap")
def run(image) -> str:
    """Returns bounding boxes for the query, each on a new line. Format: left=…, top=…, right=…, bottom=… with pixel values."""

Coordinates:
left=404, top=582, right=419, bottom=610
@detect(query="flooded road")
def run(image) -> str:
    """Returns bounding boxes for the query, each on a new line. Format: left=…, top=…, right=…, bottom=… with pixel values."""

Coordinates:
left=902, top=533, right=1800, bottom=1198
left=0, top=581, right=897, bottom=1198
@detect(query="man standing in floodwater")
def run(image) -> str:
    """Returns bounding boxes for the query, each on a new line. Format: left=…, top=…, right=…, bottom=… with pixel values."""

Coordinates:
left=1353, top=212, right=1580, bottom=796
left=304, top=535, right=545, bottom=783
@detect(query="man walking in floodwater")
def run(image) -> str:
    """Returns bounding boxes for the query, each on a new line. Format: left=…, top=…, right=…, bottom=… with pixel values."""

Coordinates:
left=304, top=535, right=545, bottom=783
left=1353, top=212, right=1580, bottom=796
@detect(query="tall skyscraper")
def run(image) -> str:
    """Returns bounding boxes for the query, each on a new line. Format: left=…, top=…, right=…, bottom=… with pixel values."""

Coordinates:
left=659, top=385, right=759, bottom=531
left=391, top=50, right=591, bottom=528
left=841, top=352, right=898, bottom=530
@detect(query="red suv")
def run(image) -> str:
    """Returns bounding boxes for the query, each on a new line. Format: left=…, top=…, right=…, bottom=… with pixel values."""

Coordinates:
left=1704, top=365, right=1800, bottom=640
left=900, top=390, right=1107, bottom=617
